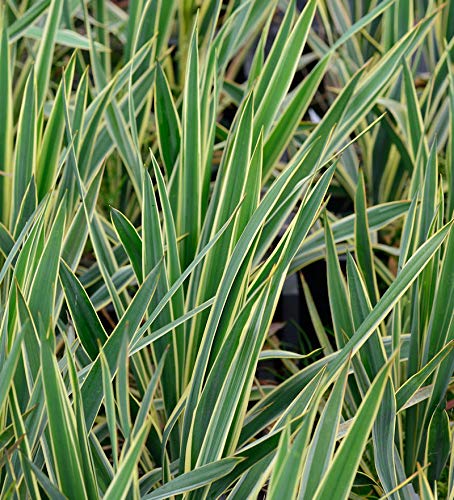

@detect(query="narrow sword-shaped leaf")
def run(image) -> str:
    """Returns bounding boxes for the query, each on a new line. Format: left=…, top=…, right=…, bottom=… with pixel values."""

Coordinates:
left=299, top=360, right=350, bottom=499
left=178, top=24, right=201, bottom=269
left=36, top=55, right=76, bottom=200
left=131, top=298, right=215, bottom=354
left=268, top=394, right=322, bottom=500
left=111, top=208, right=143, bottom=283
left=103, top=423, right=150, bottom=500
left=143, top=459, right=241, bottom=500
left=101, top=350, right=119, bottom=470
left=41, top=340, right=87, bottom=499
left=396, top=341, right=454, bottom=410
left=0, top=330, right=24, bottom=415
left=313, top=357, right=395, bottom=500
left=35, top=0, right=64, bottom=108
left=291, top=201, right=410, bottom=272
left=325, top=216, right=354, bottom=348
left=0, top=26, right=12, bottom=224
left=355, top=171, right=379, bottom=304
left=0, top=223, right=13, bottom=258
left=12, top=70, right=36, bottom=226
left=28, top=201, right=66, bottom=328
left=59, top=259, right=107, bottom=359
left=154, top=64, right=181, bottom=178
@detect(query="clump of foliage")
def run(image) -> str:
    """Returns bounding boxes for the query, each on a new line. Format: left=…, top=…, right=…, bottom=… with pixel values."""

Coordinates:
left=0, top=0, right=453, bottom=498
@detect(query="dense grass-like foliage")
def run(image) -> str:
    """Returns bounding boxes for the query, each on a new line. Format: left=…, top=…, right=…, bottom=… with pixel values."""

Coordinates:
left=0, top=0, right=453, bottom=498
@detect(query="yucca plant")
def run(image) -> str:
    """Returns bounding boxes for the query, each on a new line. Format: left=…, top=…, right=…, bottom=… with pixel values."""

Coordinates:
left=0, top=0, right=453, bottom=499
